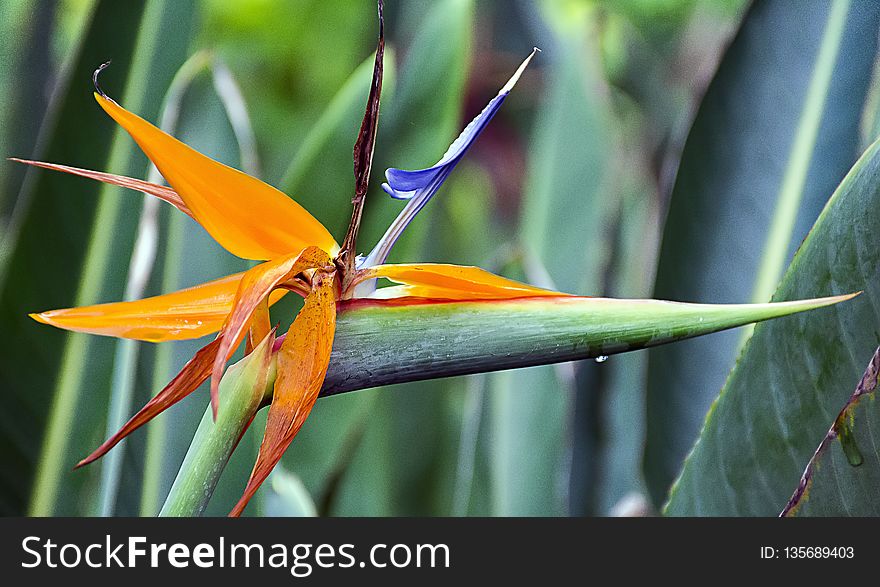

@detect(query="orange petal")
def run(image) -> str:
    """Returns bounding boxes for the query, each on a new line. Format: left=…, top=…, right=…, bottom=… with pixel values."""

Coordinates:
left=354, top=263, right=569, bottom=300
left=75, top=337, right=222, bottom=468
left=246, top=297, right=271, bottom=355
left=95, top=93, right=339, bottom=260
left=229, top=271, right=336, bottom=517
left=210, top=246, right=331, bottom=417
left=30, top=273, right=287, bottom=342
left=8, top=158, right=193, bottom=218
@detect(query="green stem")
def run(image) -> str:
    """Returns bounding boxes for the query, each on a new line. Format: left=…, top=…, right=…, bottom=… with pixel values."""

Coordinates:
left=159, top=356, right=274, bottom=517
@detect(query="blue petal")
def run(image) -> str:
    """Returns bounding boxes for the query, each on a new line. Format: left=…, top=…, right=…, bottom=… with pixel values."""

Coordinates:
left=361, top=48, right=538, bottom=271
left=380, top=90, right=510, bottom=200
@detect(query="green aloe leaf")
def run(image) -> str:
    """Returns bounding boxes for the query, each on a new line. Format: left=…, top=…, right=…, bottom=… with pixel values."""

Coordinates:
left=665, top=136, right=880, bottom=516
left=644, top=0, right=880, bottom=505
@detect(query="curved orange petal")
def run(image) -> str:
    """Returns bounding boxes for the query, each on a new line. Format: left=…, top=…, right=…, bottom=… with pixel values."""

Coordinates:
left=229, top=271, right=336, bottom=517
left=8, top=158, right=193, bottom=218
left=210, top=246, right=331, bottom=416
left=30, top=273, right=287, bottom=342
left=95, top=93, right=339, bottom=260
left=355, top=263, right=569, bottom=300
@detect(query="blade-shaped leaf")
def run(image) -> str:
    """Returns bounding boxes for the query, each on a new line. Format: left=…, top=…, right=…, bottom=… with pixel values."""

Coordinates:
left=644, top=0, right=880, bottom=505
left=665, top=136, right=880, bottom=516
left=782, top=347, right=880, bottom=517
left=0, top=0, right=197, bottom=517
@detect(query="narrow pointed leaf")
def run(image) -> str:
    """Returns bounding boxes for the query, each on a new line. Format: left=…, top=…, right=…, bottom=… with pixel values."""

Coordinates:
left=508, top=9, right=617, bottom=516
left=15, top=0, right=197, bottom=517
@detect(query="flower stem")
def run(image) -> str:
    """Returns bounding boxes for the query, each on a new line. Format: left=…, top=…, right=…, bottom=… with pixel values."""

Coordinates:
left=158, top=356, right=273, bottom=517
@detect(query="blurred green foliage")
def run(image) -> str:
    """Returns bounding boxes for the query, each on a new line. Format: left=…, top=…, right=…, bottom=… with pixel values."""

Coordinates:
left=1, top=0, right=879, bottom=517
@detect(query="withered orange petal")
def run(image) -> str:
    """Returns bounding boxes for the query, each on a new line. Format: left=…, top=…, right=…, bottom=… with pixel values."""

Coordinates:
left=9, top=158, right=194, bottom=219
left=229, top=272, right=336, bottom=517
left=210, top=246, right=331, bottom=418
left=355, top=263, right=569, bottom=300
left=30, top=273, right=287, bottom=342
left=95, top=93, right=339, bottom=260
left=75, top=337, right=222, bottom=468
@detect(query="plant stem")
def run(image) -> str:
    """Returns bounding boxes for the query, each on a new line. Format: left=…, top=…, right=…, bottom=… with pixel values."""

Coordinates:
left=158, top=358, right=273, bottom=517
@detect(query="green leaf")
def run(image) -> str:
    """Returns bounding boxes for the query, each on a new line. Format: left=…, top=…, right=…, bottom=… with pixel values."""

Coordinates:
left=644, top=0, right=880, bottom=505
left=665, top=137, right=880, bottom=516
left=0, top=0, right=52, bottom=220
left=587, top=178, right=660, bottom=515
left=0, top=0, right=196, bottom=516
left=279, top=49, right=397, bottom=238
left=781, top=347, right=880, bottom=517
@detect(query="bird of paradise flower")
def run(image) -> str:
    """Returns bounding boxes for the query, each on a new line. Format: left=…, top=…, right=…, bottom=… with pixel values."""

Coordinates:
left=15, top=2, right=854, bottom=516
left=17, top=4, right=564, bottom=516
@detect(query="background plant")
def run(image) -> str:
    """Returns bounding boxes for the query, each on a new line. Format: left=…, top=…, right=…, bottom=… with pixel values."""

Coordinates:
left=1, top=0, right=878, bottom=517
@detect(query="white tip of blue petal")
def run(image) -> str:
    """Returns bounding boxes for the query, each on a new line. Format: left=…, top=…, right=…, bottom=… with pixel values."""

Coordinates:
left=500, top=47, right=539, bottom=95
left=361, top=49, right=539, bottom=272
